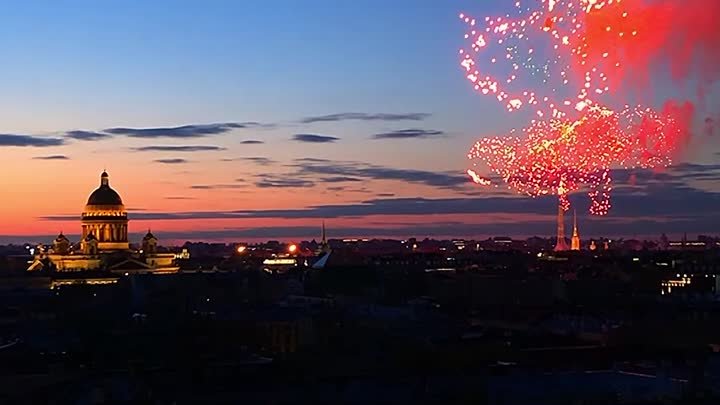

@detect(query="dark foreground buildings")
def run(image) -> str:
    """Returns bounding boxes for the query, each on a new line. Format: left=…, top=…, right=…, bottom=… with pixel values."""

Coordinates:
left=2, top=234, right=720, bottom=405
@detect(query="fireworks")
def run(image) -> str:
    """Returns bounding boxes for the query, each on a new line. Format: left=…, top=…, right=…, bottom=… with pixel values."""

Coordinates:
left=468, top=103, right=691, bottom=215
left=460, top=0, right=711, bottom=215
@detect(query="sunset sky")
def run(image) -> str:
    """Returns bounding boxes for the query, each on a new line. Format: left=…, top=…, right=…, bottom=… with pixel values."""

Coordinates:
left=1, top=0, right=719, bottom=245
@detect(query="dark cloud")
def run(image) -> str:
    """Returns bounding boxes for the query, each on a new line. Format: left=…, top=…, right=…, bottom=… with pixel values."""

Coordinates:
left=105, top=122, right=259, bottom=139
left=293, top=134, right=339, bottom=143
left=301, top=112, right=430, bottom=124
left=377, top=193, right=396, bottom=197
left=154, top=158, right=189, bottom=164
left=32, top=155, right=70, bottom=160
left=240, top=140, right=264, bottom=145
left=255, top=177, right=316, bottom=189
left=0, top=134, right=64, bottom=147
left=37, top=163, right=720, bottom=237
left=295, top=157, right=331, bottom=163
left=666, top=163, right=720, bottom=181
left=293, top=158, right=467, bottom=189
left=320, top=176, right=363, bottom=183
left=65, top=130, right=111, bottom=141
left=41, top=196, right=542, bottom=222
left=164, top=196, right=196, bottom=200
left=190, top=184, right=248, bottom=190
left=372, top=129, right=445, bottom=140
left=222, top=157, right=276, bottom=166
left=326, top=186, right=370, bottom=193
left=132, top=145, right=225, bottom=152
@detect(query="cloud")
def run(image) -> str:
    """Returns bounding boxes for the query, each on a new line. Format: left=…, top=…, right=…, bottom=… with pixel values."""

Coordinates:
left=240, top=140, right=264, bottom=145
left=377, top=193, right=396, bottom=197
left=295, top=157, right=331, bottom=163
left=0, top=134, right=64, bottom=147
left=255, top=177, right=316, bottom=189
left=222, top=156, right=276, bottom=166
left=164, top=196, right=196, bottom=200
left=292, top=134, right=339, bottom=143
left=320, top=176, right=363, bottom=183
left=38, top=163, right=720, bottom=237
left=293, top=158, right=467, bottom=189
left=190, top=184, right=248, bottom=190
left=326, top=186, right=370, bottom=193
left=65, top=130, right=111, bottom=141
left=301, top=112, right=430, bottom=124
left=372, top=129, right=445, bottom=139
left=32, top=155, right=70, bottom=160
left=104, top=122, right=259, bottom=139
left=131, top=145, right=226, bottom=152
left=154, top=158, right=190, bottom=164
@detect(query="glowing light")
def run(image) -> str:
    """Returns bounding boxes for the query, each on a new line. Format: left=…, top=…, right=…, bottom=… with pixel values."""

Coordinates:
left=459, top=0, right=701, bottom=215
left=288, top=244, right=298, bottom=253
left=467, top=103, right=691, bottom=215
left=237, top=245, right=247, bottom=253
left=467, top=169, right=493, bottom=186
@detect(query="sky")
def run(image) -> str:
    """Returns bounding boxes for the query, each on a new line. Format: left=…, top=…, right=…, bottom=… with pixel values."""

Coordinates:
left=1, top=0, right=719, bottom=245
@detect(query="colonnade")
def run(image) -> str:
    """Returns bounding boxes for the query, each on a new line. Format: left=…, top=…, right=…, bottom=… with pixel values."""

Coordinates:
left=82, top=223, right=128, bottom=242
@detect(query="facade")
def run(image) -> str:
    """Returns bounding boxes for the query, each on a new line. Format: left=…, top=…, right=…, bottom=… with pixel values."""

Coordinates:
left=27, top=171, right=179, bottom=275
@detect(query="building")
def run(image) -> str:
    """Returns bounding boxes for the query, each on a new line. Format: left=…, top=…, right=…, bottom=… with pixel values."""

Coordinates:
left=554, top=205, right=569, bottom=251
left=27, top=171, right=179, bottom=276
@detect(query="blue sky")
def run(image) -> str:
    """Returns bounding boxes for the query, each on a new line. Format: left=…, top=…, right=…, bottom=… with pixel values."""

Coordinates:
left=0, top=0, right=502, bottom=132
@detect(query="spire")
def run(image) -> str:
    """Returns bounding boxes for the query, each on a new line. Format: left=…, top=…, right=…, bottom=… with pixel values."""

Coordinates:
left=572, top=210, right=578, bottom=235
left=571, top=209, right=581, bottom=251
left=318, top=220, right=330, bottom=254
left=321, top=220, right=327, bottom=245
left=554, top=205, right=569, bottom=252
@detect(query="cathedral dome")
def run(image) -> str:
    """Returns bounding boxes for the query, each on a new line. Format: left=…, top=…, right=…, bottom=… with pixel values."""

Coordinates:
left=86, top=171, right=123, bottom=206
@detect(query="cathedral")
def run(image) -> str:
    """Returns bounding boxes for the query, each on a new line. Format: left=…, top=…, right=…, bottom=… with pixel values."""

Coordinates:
left=27, top=171, right=179, bottom=275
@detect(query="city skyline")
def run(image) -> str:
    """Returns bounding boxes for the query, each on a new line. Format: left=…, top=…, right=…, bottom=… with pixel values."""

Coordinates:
left=1, top=0, right=719, bottom=243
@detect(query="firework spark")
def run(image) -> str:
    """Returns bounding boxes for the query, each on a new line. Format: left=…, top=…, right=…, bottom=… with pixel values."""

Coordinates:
left=460, top=0, right=713, bottom=215
left=468, top=103, right=692, bottom=215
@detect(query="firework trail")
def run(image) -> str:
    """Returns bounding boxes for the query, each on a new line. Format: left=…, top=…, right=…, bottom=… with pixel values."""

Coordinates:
left=460, top=0, right=719, bottom=215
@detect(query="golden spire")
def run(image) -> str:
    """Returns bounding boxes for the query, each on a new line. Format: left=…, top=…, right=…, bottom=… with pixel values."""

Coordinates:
left=571, top=209, right=581, bottom=251
left=572, top=209, right=578, bottom=236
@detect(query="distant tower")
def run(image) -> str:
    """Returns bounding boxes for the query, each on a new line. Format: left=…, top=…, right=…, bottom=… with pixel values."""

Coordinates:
left=142, top=229, right=158, bottom=255
left=318, top=220, right=330, bottom=254
left=554, top=205, right=569, bottom=251
left=571, top=210, right=581, bottom=251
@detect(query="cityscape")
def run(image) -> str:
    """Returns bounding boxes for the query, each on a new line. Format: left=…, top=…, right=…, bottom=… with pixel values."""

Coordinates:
left=2, top=1, right=720, bottom=404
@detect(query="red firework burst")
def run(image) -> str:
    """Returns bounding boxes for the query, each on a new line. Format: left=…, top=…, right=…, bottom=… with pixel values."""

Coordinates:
left=460, top=0, right=711, bottom=215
